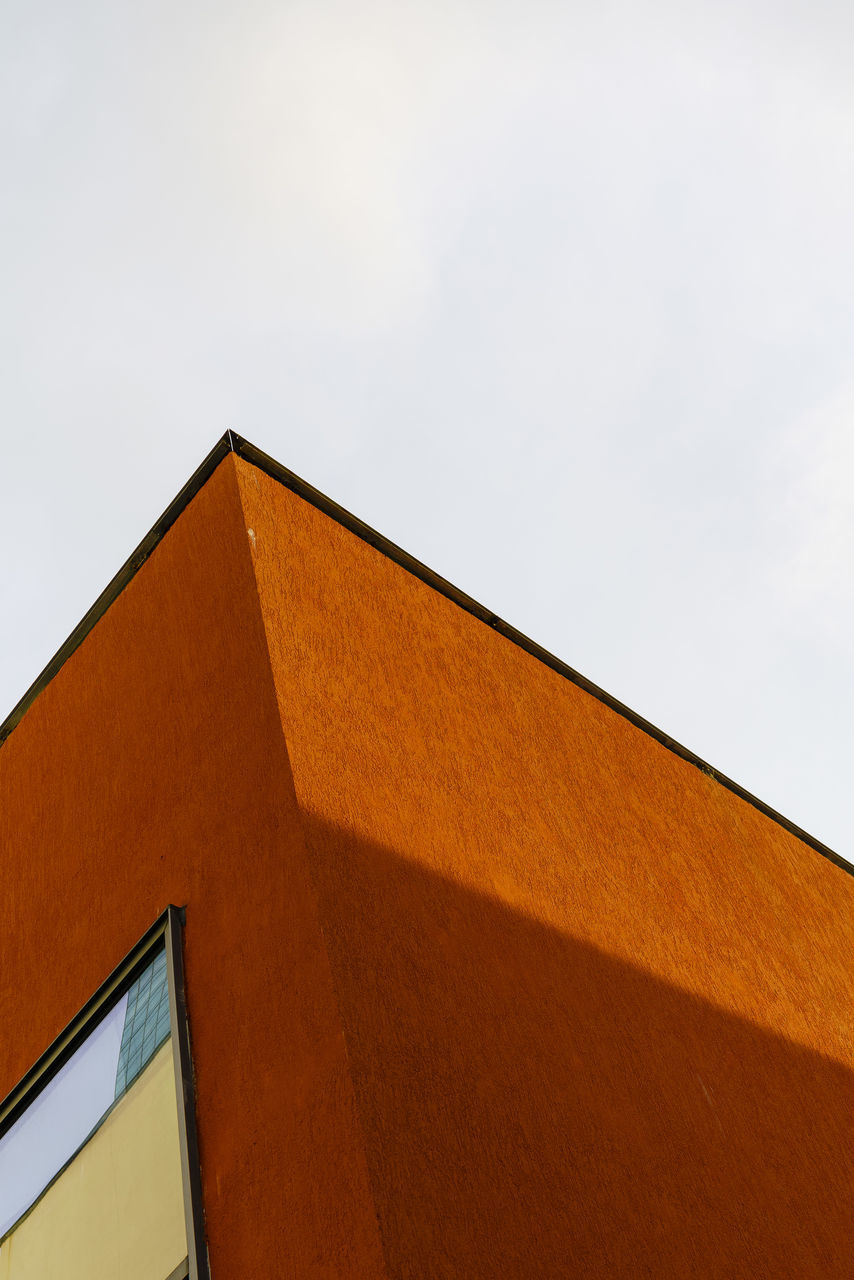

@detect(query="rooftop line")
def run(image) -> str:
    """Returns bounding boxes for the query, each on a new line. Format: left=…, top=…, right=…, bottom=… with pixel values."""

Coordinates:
left=2, top=431, right=849, bottom=879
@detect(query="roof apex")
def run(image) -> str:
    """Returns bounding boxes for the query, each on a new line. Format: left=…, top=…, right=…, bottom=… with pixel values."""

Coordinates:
left=1, top=433, right=849, bottom=880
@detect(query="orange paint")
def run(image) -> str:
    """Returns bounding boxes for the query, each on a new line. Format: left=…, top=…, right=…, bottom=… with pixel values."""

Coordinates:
left=0, top=457, right=385, bottom=1280
left=235, top=456, right=854, bottom=1277
left=3, top=447, right=854, bottom=1277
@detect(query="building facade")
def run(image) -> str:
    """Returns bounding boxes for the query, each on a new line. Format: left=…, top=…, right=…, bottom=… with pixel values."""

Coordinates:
left=1, top=434, right=853, bottom=1278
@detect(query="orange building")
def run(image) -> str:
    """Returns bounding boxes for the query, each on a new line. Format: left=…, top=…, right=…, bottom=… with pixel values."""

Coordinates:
left=1, top=433, right=853, bottom=1279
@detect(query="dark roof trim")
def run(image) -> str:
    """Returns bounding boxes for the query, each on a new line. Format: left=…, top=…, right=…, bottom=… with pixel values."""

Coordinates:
left=0, top=433, right=232, bottom=749
left=2, top=431, right=850, bottom=879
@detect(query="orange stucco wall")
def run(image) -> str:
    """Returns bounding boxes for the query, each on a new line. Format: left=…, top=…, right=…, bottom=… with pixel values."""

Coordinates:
left=0, top=457, right=385, bottom=1280
left=5, top=448, right=854, bottom=1277
left=234, top=457, right=854, bottom=1277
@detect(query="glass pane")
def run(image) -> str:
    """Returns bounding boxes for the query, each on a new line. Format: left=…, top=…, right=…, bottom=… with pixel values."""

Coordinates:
left=115, top=947, right=171, bottom=1096
left=0, top=946, right=173, bottom=1240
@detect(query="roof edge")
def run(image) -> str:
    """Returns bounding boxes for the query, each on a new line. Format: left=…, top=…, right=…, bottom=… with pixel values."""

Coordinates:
left=0, top=433, right=233, bottom=747
left=2, top=431, right=850, bottom=880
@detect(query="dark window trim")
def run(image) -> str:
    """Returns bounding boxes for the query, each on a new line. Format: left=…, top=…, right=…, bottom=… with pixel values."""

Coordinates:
left=165, top=906, right=209, bottom=1280
left=0, top=905, right=209, bottom=1280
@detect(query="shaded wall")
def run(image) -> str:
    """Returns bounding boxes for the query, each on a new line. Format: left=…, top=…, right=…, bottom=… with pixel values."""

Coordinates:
left=5, top=445, right=854, bottom=1277
left=0, top=457, right=385, bottom=1280
left=236, top=457, right=854, bottom=1277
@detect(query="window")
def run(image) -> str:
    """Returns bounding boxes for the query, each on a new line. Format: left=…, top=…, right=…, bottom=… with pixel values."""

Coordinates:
left=0, top=908, right=207, bottom=1280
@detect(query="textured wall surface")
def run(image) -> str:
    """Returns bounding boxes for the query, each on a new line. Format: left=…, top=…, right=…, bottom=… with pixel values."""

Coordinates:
left=235, top=456, right=854, bottom=1278
left=0, top=457, right=385, bottom=1279
left=5, top=448, right=854, bottom=1278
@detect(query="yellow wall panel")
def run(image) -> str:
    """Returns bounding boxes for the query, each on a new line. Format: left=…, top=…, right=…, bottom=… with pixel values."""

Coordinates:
left=0, top=1043, right=186, bottom=1280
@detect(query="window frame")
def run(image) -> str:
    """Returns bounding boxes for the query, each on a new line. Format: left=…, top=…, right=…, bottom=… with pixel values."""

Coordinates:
left=0, top=905, right=208, bottom=1280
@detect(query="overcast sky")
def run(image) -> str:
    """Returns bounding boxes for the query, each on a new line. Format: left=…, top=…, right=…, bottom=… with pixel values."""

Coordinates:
left=3, top=0, right=854, bottom=860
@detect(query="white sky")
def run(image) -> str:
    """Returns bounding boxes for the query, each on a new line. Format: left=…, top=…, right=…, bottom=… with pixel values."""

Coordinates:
left=2, top=0, right=854, bottom=859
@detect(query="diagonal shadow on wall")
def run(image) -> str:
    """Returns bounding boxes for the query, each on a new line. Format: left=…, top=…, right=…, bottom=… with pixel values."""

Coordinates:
left=299, top=814, right=854, bottom=1279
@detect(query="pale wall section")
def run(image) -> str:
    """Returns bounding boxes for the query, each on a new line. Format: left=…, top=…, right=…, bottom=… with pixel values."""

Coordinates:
left=0, top=1045, right=186, bottom=1280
